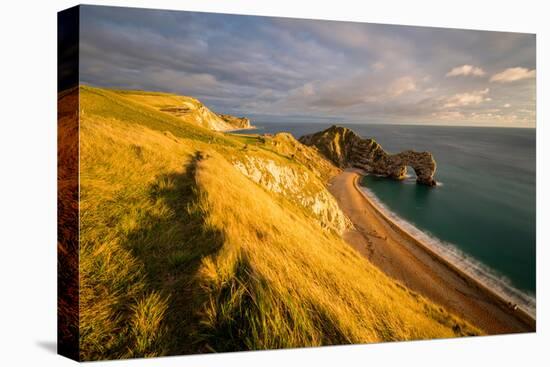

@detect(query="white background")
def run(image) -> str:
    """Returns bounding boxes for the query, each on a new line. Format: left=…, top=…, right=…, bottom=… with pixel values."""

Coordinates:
left=0, top=0, right=547, bottom=365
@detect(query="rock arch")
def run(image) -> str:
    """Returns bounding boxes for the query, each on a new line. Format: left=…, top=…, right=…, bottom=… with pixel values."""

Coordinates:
left=299, top=125, right=437, bottom=186
left=370, top=150, right=437, bottom=186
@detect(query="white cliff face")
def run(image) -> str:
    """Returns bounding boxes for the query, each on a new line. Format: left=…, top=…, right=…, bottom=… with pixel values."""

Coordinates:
left=159, top=97, right=251, bottom=131
left=195, top=105, right=234, bottom=131
left=233, top=156, right=350, bottom=234
left=234, top=157, right=302, bottom=194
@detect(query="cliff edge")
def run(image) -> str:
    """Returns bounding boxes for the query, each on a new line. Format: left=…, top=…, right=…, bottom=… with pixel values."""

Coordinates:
left=113, top=89, right=253, bottom=131
left=218, top=114, right=253, bottom=130
left=299, top=125, right=437, bottom=186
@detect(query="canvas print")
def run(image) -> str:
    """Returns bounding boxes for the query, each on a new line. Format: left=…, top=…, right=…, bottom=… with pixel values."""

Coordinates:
left=58, top=5, right=536, bottom=361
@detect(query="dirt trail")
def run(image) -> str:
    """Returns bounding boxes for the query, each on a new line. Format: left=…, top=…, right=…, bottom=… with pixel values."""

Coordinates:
left=329, top=170, right=535, bottom=334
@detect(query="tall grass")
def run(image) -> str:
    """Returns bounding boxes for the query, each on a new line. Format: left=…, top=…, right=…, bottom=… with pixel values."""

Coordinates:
left=77, top=86, right=480, bottom=360
left=194, top=152, right=479, bottom=351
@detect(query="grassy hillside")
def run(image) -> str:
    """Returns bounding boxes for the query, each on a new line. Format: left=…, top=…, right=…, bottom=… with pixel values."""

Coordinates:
left=104, top=88, right=252, bottom=131
left=76, top=86, right=480, bottom=360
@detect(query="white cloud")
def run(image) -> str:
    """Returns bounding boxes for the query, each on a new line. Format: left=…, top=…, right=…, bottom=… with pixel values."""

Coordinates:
left=504, top=103, right=511, bottom=108
left=490, top=67, right=536, bottom=83
left=388, top=76, right=417, bottom=97
left=79, top=7, right=536, bottom=127
left=443, top=88, right=490, bottom=108
left=432, top=111, right=465, bottom=121
left=372, top=62, right=385, bottom=72
left=446, top=64, right=486, bottom=77
left=297, top=83, right=315, bottom=97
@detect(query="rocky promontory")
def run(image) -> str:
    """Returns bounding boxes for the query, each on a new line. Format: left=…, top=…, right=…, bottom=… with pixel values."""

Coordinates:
left=299, top=125, right=437, bottom=186
left=158, top=97, right=253, bottom=131
left=218, top=114, right=253, bottom=130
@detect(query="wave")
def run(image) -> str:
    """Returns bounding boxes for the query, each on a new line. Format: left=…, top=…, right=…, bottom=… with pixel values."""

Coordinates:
left=358, top=184, right=536, bottom=318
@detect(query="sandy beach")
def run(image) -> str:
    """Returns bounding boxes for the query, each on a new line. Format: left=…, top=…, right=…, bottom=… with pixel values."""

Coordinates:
left=329, top=169, right=535, bottom=335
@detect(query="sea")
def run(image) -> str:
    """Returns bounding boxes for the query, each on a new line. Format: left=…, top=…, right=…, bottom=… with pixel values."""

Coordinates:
left=232, top=122, right=536, bottom=316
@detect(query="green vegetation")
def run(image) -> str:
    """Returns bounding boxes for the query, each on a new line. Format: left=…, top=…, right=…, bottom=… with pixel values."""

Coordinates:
left=75, top=86, right=480, bottom=361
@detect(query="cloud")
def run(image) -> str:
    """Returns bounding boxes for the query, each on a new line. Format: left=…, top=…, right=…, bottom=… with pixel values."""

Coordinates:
left=504, top=103, right=511, bottom=108
left=443, top=88, right=489, bottom=108
left=446, top=64, right=486, bottom=77
left=490, top=67, right=536, bottom=83
left=432, top=111, right=465, bottom=121
left=372, top=62, right=385, bottom=72
left=388, top=76, right=417, bottom=97
left=77, top=5, right=536, bottom=127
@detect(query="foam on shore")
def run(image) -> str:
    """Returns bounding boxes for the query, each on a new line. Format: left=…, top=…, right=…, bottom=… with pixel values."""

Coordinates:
left=358, top=180, right=536, bottom=319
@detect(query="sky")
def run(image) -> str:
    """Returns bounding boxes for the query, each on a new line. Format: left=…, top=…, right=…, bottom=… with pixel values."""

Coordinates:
left=79, top=5, right=536, bottom=127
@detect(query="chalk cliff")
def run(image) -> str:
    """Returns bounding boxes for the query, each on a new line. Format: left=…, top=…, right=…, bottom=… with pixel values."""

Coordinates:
left=231, top=132, right=350, bottom=234
left=218, top=114, right=253, bottom=130
left=158, top=98, right=253, bottom=131
left=299, top=125, right=437, bottom=186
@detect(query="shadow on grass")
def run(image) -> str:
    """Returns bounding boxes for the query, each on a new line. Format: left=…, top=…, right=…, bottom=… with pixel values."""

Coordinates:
left=123, top=152, right=224, bottom=355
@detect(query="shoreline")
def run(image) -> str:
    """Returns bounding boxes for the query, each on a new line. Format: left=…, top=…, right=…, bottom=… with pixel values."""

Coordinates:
left=352, top=173, right=536, bottom=325
left=355, top=174, right=535, bottom=318
left=329, top=169, right=535, bottom=334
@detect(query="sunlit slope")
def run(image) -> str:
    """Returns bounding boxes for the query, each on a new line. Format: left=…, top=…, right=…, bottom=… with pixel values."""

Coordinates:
left=105, top=87, right=251, bottom=131
left=77, top=86, right=480, bottom=360
left=195, top=152, right=479, bottom=350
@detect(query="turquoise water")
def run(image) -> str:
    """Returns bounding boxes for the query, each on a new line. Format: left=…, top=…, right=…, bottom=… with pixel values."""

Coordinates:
left=233, top=122, right=536, bottom=312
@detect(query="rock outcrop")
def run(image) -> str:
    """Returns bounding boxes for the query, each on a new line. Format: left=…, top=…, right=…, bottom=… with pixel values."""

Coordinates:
left=159, top=98, right=253, bottom=131
left=232, top=155, right=351, bottom=234
left=218, top=114, right=253, bottom=130
left=299, top=125, right=437, bottom=186
left=263, top=132, right=340, bottom=181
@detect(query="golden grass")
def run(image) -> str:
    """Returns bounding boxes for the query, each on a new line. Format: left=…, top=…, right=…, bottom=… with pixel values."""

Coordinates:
left=194, top=152, right=479, bottom=351
left=76, top=86, right=480, bottom=360
left=79, top=90, right=198, bottom=359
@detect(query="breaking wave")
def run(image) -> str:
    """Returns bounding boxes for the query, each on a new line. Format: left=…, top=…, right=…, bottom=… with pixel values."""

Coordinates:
left=358, top=184, right=536, bottom=318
